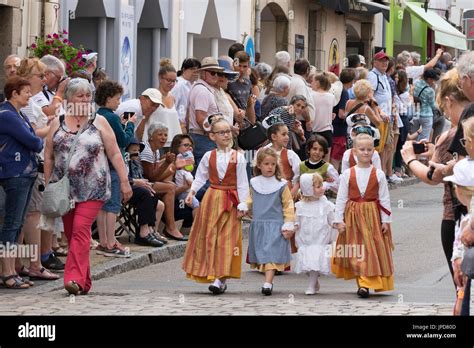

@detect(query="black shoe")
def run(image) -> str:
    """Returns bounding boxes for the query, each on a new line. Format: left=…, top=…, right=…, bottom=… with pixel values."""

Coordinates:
left=42, top=252, right=65, bottom=271
left=163, top=230, right=188, bottom=242
left=357, top=287, right=369, bottom=298
left=208, top=283, right=227, bottom=295
left=135, top=234, right=164, bottom=247
left=261, top=285, right=273, bottom=296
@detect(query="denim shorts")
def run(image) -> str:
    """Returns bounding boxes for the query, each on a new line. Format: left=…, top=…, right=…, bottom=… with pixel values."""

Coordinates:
left=177, top=191, right=199, bottom=209
left=0, top=176, right=36, bottom=244
left=101, top=169, right=122, bottom=214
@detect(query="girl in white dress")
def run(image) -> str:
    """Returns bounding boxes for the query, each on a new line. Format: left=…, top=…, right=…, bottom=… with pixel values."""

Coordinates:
left=294, top=173, right=337, bottom=295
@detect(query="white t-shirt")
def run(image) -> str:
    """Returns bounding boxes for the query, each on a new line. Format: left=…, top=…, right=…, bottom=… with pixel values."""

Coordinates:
left=32, top=88, right=65, bottom=116
left=311, top=91, right=337, bottom=133
left=175, top=169, right=193, bottom=188
left=171, top=76, right=193, bottom=123
left=406, top=65, right=425, bottom=80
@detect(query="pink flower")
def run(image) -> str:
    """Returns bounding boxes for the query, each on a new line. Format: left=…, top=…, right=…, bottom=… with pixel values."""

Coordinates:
left=63, top=39, right=69, bottom=44
left=78, top=61, right=85, bottom=67
left=30, top=43, right=37, bottom=49
left=47, top=34, right=52, bottom=39
left=53, top=33, right=59, bottom=39
left=63, top=30, right=68, bottom=35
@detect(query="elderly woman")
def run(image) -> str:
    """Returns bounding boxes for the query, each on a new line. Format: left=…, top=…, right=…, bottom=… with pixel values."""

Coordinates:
left=401, top=70, right=470, bottom=305
left=0, top=77, right=43, bottom=289
left=16, top=57, right=62, bottom=279
left=140, top=122, right=188, bottom=241
left=261, top=75, right=290, bottom=120
left=44, top=78, right=132, bottom=295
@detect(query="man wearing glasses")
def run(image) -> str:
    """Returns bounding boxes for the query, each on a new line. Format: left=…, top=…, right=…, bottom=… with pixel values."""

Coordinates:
left=1, top=54, right=21, bottom=102
left=186, top=57, right=224, bottom=167
left=31, top=55, right=68, bottom=118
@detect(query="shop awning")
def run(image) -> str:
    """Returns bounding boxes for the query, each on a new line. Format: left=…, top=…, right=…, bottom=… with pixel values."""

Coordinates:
left=350, top=1, right=390, bottom=22
left=317, top=0, right=349, bottom=14
left=406, top=2, right=467, bottom=50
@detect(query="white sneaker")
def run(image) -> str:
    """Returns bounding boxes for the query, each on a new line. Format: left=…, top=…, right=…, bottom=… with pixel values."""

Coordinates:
left=389, top=174, right=403, bottom=183
left=305, top=280, right=320, bottom=295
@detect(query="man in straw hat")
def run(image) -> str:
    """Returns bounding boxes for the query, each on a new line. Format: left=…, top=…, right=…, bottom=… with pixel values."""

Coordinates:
left=186, top=57, right=224, bottom=167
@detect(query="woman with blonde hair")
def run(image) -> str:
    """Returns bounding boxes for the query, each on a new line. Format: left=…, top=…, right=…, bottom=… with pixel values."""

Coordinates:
left=136, top=58, right=182, bottom=148
left=401, top=69, right=470, bottom=313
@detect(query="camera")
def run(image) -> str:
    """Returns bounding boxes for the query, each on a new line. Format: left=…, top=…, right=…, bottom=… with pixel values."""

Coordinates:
left=413, top=142, right=425, bottom=154
left=123, top=112, right=134, bottom=120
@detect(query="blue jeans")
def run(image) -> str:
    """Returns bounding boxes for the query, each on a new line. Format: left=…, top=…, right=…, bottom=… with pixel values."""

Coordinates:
left=189, top=133, right=216, bottom=200
left=0, top=176, right=36, bottom=245
left=461, top=278, right=471, bottom=316
left=416, top=117, right=433, bottom=142
left=189, top=133, right=217, bottom=169
left=101, top=169, right=121, bottom=214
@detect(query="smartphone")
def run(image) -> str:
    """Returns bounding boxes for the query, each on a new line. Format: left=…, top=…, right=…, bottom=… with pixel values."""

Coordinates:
left=123, top=112, right=134, bottom=120
left=413, top=142, right=425, bottom=154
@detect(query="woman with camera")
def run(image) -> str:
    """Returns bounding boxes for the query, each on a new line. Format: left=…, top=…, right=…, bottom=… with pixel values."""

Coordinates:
left=401, top=69, right=470, bottom=300
left=0, top=77, right=43, bottom=288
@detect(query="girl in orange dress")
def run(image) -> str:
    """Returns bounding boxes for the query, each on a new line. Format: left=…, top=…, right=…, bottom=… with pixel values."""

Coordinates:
left=182, top=119, right=249, bottom=295
left=332, top=133, right=394, bottom=298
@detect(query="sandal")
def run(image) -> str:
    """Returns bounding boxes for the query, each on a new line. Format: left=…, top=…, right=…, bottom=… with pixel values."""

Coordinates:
left=65, top=280, right=82, bottom=295
left=52, top=246, right=68, bottom=256
left=2, top=275, right=30, bottom=289
left=16, top=275, right=34, bottom=286
left=28, top=267, right=60, bottom=280
left=17, top=265, right=30, bottom=277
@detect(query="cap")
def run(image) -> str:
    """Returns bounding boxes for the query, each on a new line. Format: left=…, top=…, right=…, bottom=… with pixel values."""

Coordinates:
left=199, top=57, right=224, bottom=71
left=373, top=50, right=389, bottom=61
left=444, top=158, right=474, bottom=186
left=218, top=58, right=239, bottom=79
left=262, top=113, right=285, bottom=130
left=141, top=88, right=163, bottom=105
left=127, top=137, right=145, bottom=153
left=300, top=173, right=315, bottom=197
left=358, top=55, right=366, bottom=66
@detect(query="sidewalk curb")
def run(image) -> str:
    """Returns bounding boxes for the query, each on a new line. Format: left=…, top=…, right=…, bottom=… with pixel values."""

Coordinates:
left=32, top=177, right=420, bottom=294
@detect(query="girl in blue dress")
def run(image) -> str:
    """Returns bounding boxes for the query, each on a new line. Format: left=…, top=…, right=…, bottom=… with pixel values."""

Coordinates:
left=246, top=147, right=296, bottom=295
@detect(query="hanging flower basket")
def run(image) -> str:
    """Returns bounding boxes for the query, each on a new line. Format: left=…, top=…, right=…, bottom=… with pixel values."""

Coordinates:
left=29, top=30, right=87, bottom=75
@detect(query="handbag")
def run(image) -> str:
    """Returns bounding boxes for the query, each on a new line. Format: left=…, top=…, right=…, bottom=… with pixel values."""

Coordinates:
left=461, top=247, right=474, bottom=278
left=41, top=117, right=89, bottom=218
left=237, top=118, right=268, bottom=150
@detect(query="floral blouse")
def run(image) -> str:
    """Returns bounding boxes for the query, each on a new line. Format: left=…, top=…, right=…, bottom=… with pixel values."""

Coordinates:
left=52, top=117, right=111, bottom=203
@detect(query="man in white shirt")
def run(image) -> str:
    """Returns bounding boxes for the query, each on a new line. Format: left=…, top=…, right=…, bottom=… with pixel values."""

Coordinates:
left=288, top=58, right=315, bottom=129
left=171, top=58, right=201, bottom=124
left=115, top=88, right=163, bottom=141
left=32, top=55, right=68, bottom=118
left=367, top=51, right=392, bottom=119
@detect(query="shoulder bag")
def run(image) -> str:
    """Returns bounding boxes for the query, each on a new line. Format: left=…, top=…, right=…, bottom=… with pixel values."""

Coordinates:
left=40, top=116, right=90, bottom=218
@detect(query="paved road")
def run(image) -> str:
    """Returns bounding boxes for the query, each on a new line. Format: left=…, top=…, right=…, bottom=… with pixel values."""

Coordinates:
left=0, top=183, right=466, bottom=315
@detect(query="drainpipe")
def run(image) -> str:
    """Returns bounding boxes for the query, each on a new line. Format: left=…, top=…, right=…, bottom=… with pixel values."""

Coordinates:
left=40, top=0, right=46, bottom=38
left=255, top=0, right=261, bottom=53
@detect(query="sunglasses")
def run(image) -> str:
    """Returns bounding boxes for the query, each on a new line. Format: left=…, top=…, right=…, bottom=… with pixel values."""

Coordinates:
left=207, top=71, right=218, bottom=76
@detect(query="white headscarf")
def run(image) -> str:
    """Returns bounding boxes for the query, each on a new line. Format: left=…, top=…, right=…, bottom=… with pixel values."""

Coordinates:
left=300, top=173, right=315, bottom=197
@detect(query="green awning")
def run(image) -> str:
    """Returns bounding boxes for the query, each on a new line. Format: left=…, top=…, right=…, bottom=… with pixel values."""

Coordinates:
left=405, top=2, right=467, bottom=50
